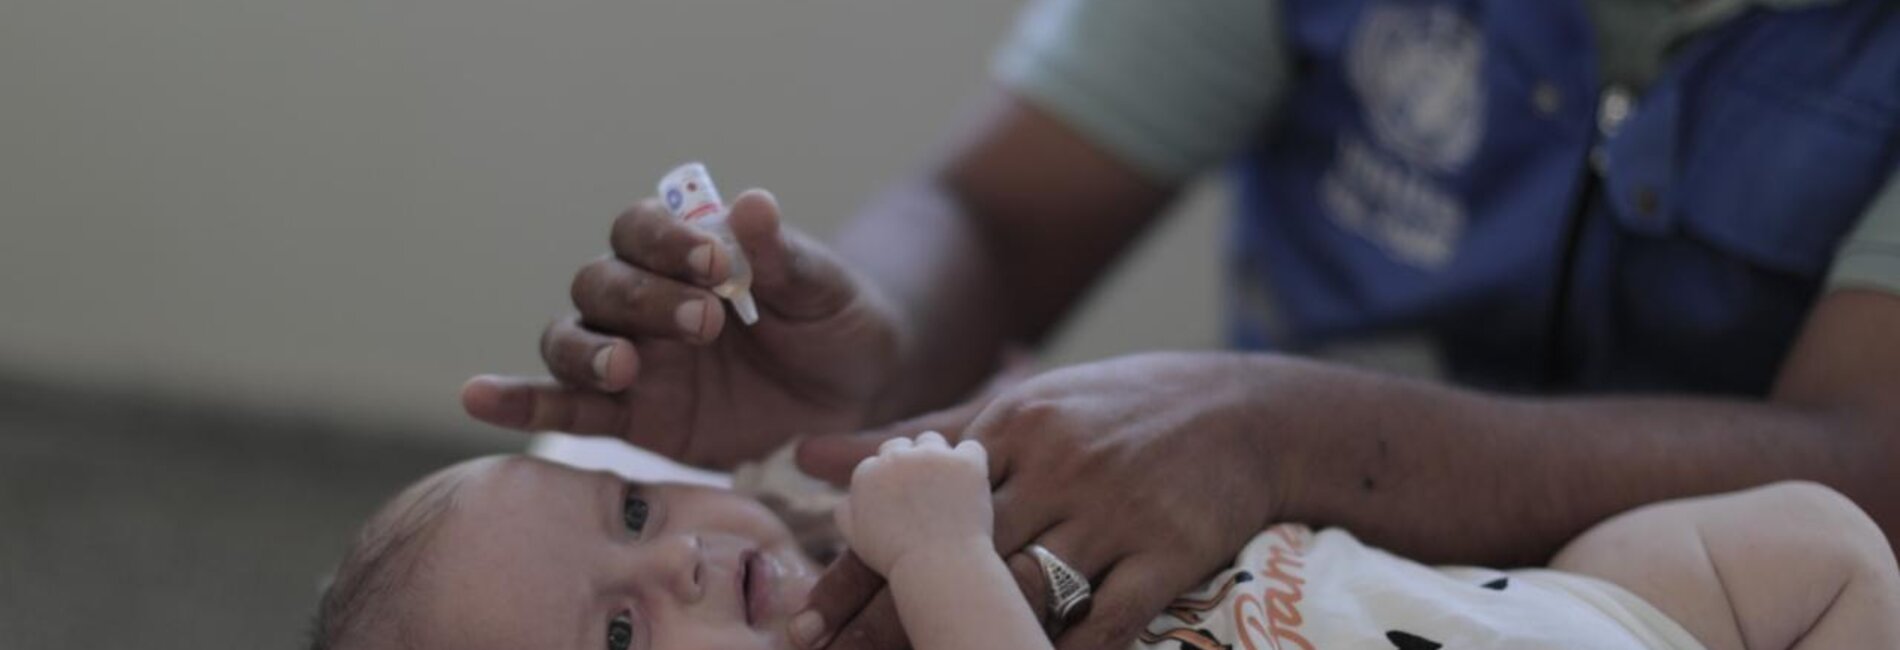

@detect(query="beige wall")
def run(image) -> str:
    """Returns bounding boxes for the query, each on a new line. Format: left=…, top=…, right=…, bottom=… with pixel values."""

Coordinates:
left=0, top=0, right=1223, bottom=441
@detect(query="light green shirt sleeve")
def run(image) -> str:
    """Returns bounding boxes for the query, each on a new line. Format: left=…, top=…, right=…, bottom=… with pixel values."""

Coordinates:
left=991, top=0, right=1291, bottom=184
left=1827, top=168, right=1900, bottom=296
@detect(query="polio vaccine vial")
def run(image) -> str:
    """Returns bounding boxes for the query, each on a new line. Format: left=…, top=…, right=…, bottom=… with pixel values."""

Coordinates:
left=657, top=163, right=760, bottom=325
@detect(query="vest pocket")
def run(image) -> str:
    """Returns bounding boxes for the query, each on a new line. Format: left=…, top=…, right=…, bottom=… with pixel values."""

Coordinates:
left=1667, top=74, right=1897, bottom=278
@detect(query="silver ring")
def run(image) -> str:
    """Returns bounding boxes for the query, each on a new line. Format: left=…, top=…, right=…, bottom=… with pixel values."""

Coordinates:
left=1025, top=543, right=1093, bottom=632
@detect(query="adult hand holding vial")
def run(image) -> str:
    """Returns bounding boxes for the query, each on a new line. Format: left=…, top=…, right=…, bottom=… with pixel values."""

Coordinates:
left=659, top=162, right=761, bottom=325
left=461, top=162, right=907, bottom=470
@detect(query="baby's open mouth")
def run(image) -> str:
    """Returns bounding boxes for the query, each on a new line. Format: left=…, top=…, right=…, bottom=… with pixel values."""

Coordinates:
left=740, top=549, right=759, bottom=627
left=742, top=549, right=779, bottom=629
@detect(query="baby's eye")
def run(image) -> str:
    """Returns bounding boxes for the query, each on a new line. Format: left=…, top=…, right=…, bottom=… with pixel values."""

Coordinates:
left=622, top=487, right=650, bottom=536
left=607, top=613, right=634, bottom=650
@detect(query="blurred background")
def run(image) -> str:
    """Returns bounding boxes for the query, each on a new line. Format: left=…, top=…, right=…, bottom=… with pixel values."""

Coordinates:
left=0, top=1, right=1224, bottom=646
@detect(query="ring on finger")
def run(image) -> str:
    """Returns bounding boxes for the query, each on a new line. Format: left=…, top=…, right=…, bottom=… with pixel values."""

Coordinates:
left=1025, top=543, right=1093, bottom=635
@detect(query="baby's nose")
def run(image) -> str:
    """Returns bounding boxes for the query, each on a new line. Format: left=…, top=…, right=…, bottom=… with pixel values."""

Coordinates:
left=645, top=532, right=705, bottom=603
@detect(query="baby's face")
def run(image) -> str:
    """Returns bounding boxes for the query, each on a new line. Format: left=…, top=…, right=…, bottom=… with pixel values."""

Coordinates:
left=406, top=456, right=818, bottom=650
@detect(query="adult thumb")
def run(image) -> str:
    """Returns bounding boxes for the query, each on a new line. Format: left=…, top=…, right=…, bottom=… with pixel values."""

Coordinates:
left=726, top=189, right=857, bottom=321
left=794, top=432, right=894, bottom=488
left=794, top=397, right=993, bottom=487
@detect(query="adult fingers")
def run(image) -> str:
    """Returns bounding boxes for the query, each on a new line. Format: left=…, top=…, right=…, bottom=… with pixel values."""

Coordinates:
left=1054, top=556, right=1178, bottom=650
left=608, top=197, right=727, bottom=286
left=459, top=375, right=631, bottom=435
left=1012, top=518, right=1121, bottom=624
left=571, top=255, right=727, bottom=344
left=726, top=190, right=858, bottom=320
left=538, top=316, right=639, bottom=391
left=792, top=407, right=981, bottom=488
left=791, top=354, right=1029, bottom=485
left=987, top=480, right=1062, bottom=559
left=791, top=552, right=889, bottom=650
left=1003, top=551, right=1054, bottom=628
left=831, top=502, right=855, bottom=546
left=794, top=431, right=899, bottom=488
left=817, top=587, right=910, bottom=650
left=792, top=393, right=987, bottom=486
left=983, top=478, right=1066, bottom=621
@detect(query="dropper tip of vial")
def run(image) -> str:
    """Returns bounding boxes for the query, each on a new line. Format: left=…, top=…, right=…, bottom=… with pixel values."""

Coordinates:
left=730, top=292, right=760, bottom=326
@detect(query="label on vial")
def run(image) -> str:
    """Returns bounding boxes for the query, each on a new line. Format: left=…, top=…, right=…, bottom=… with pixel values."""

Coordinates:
left=661, top=164, right=725, bottom=224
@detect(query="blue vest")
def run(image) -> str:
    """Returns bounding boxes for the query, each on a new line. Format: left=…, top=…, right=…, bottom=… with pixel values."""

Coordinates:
left=1231, top=0, right=1900, bottom=394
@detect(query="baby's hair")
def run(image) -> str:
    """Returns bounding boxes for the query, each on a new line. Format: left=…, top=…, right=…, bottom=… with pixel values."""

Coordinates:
left=308, top=468, right=465, bottom=650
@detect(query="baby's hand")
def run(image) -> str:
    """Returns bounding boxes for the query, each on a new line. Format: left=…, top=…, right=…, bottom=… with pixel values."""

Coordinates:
left=834, top=432, right=992, bottom=575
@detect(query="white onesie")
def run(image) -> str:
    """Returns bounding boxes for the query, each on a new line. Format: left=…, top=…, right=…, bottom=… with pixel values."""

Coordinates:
left=1131, top=524, right=1706, bottom=650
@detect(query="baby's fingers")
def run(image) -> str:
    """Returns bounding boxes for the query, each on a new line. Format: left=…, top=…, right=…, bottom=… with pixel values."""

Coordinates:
left=876, top=436, right=913, bottom=457
left=914, top=430, right=949, bottom=450
left=849, top=456, right=883, bottom=489
left=954, top=439, right=988, bottom=466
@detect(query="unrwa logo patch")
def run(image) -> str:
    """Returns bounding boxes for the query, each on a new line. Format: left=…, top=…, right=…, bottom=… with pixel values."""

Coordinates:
left=1347, top=3, right=1485, bottom=172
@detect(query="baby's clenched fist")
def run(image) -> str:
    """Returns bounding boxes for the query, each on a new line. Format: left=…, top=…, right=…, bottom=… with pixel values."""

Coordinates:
left=834, top=432, right=992, bottom=575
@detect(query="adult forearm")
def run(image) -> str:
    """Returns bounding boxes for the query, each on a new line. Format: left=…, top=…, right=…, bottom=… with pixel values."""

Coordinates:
left=832, top=92, right=1178, bottom=425
left=835, top=178, right=1019, bottom=423
left=1252, top=355, right=1897, bottom=566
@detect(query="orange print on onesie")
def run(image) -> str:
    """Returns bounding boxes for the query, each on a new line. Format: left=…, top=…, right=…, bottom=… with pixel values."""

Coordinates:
left=1236, top=525, right=1314, bottom=650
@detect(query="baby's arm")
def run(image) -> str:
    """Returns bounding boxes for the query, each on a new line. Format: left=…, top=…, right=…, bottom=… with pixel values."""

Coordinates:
left=1551, top=481, right=1900, bottom=650
left=835, top=433, right=1053, bottom=650
left=887, top=535, right=1049, bottom=650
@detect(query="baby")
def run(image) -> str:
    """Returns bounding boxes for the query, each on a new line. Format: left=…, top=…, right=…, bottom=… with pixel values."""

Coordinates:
left=310, top=433, right=1900, bottom=650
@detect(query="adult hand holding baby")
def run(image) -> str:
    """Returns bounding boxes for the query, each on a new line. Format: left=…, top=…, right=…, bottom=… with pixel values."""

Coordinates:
left=461, top=189, right=907, bottom=468
left=794, top=352, right=1295, bottom=650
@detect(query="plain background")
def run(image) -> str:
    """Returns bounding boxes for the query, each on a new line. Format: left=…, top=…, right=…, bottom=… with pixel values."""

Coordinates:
left=0, top=1, right=1223, bottom=645
left=0, top=0, right=1227, bottom=444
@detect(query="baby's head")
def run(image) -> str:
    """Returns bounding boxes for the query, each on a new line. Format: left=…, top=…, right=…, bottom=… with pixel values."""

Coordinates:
left=310, top=455, right=819, bottom=650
